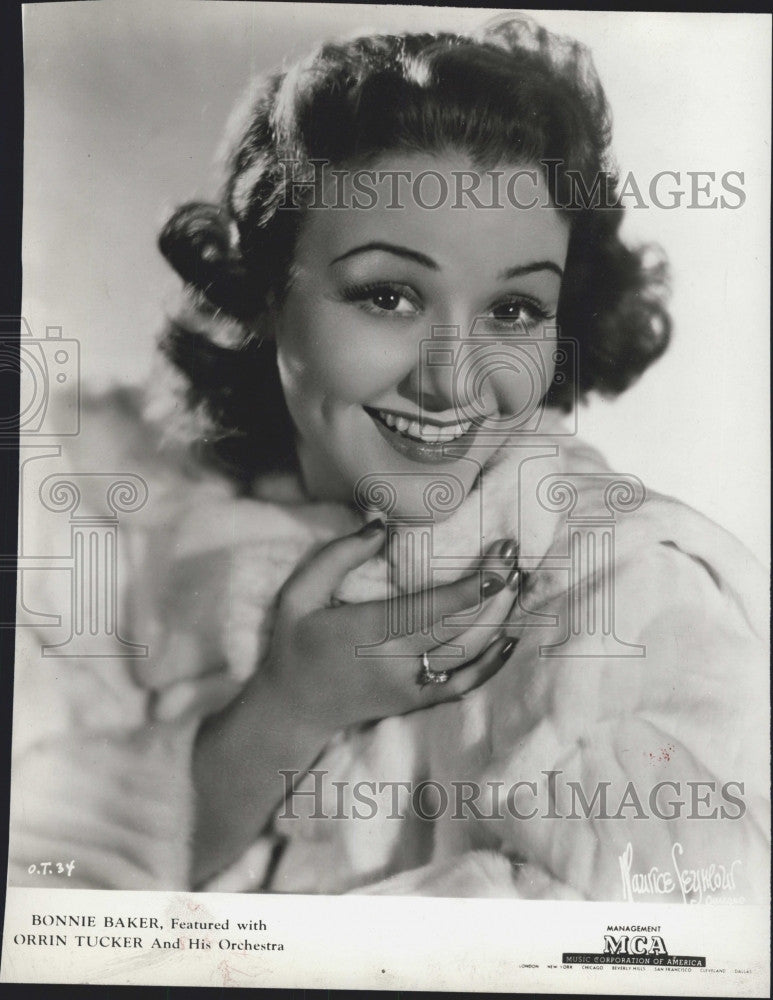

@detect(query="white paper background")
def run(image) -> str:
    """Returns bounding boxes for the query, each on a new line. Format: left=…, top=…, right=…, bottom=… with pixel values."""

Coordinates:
left=1, top=888, right=770, bottom=994
left=9, top=3, right=772, bottom=994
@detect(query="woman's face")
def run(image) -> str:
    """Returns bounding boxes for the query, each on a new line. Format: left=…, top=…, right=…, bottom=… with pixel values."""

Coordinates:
left=270, top=152, right=570, bottom=518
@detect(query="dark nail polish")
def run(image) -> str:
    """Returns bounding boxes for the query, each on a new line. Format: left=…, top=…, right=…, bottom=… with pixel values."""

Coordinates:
left=359, top=518, right=385, bottom=536
left=500, top=638, right=518, bottom=660
left=498, top=539, right=518, bottom=562
left=488, top=538, right=508, bottom=557
left=506, top=566, right=521, bottom=591
left=481, top=573, right=505, bottom=598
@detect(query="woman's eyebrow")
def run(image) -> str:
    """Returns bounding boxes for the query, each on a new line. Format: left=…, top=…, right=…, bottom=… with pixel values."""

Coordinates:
left=330, top=242, right=439, bottom=269
left=329, top=244, right=562, bottom=280
left=498, top=261, right=564, bottom=280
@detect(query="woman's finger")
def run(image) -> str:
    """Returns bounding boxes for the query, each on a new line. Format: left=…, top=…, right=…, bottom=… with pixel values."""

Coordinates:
left=281, top=519, right=385, bottom=611
left=389, top=581, right=517, bottom=659
left=394, top=540, right=519, bottom=650
left=402, top=568, right=507, bottom=629
left=424, top=536, right=519, bottom=626
left=343, top=537, right=518, bottom=651
left=430, top=584, right=518, bottom=663
left=341, top=567, right=505, bottom=652
left=419, top=633, right=518, bottom=706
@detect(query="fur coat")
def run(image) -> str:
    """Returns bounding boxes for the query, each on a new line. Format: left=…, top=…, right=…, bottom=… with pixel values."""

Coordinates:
left=8, top=391, right=769, bottom=901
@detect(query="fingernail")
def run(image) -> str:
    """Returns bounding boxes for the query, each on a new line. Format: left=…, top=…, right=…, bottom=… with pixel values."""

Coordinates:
left=506, top=566, right=521, bottom=591
left=481, top=572, right=505, bottom=598
left=500, top=638, right=518, bottom=660
left=359, top=518, right=385, bottom=537
left=498, top=538, right=518, bottom=562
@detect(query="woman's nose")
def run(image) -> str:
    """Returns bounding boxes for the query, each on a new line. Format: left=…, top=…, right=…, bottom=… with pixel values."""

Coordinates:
left=398, top=325, right=498, bottom=418
left=415, top=358, right=459, bottom=414
left=395, top=346, right=458, bottom=417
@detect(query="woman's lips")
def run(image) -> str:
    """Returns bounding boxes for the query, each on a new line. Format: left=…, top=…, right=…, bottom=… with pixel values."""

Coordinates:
left=364, top=406, right=480, bottom=464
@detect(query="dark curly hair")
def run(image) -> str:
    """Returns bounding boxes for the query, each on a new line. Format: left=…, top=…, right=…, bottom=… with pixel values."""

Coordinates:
left=157, top=14, right=670, bottom=484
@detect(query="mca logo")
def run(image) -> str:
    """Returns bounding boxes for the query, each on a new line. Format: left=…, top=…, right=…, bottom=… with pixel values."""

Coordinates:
left=562, top=925, right=705, bottom=967
left=603, top=932, right=668, bottom=956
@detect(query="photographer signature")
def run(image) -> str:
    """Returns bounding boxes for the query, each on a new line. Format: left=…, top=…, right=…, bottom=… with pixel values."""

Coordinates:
left=619, top=841, right=743, bottom=903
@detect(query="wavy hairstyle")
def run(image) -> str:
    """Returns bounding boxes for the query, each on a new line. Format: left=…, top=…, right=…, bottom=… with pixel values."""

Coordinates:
left=157, top=15, right=670, bottom=484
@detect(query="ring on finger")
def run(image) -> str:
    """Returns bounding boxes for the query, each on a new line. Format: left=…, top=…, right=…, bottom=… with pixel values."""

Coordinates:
left=416, top=651, right=451, bottom=687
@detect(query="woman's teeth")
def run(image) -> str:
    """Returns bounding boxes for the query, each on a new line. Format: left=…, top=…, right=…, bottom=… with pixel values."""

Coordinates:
left=377, top=409, right=472, bottom=443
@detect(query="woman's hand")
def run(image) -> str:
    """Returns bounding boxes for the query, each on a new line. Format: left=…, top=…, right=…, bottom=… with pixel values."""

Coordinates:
left=192, top=519, right=519, bottom=885
left=266, top=519, right=520, bottom=733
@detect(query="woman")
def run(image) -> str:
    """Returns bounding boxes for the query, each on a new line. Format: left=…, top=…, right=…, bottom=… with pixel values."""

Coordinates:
left=9, top=14, right=768, bottom=900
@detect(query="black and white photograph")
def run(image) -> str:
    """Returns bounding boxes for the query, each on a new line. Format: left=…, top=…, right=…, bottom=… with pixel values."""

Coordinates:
left=1, top=1, right=770, bottom=992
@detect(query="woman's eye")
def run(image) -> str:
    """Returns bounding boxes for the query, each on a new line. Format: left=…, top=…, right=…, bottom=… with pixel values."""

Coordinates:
left=490, top=298, right=551, bottom=328
left=370, top=288, right=414, bottom=313
left=343, top=283, right=420, bottom=316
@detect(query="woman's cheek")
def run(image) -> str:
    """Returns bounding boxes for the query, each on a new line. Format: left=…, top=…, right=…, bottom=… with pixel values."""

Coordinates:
left=283, top=311, right=409, bottom=403
left=492, top=339, right=556, bottom=419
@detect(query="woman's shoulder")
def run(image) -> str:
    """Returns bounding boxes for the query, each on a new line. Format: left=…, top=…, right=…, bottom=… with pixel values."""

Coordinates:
left=603, top=486, right=766, bottom=640
left=482, top=424, right=768, bottom=648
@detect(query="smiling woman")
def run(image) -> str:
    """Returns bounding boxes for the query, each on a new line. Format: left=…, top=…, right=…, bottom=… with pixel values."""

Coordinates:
left=157, top=21, right=670, bottom=489
left=269, top=158, right=568, bottom=507
left=8, top=8, right=768, bottom=908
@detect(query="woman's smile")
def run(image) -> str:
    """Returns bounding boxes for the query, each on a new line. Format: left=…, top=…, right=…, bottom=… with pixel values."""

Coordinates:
left=365, top=405, right=477, bottom=464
